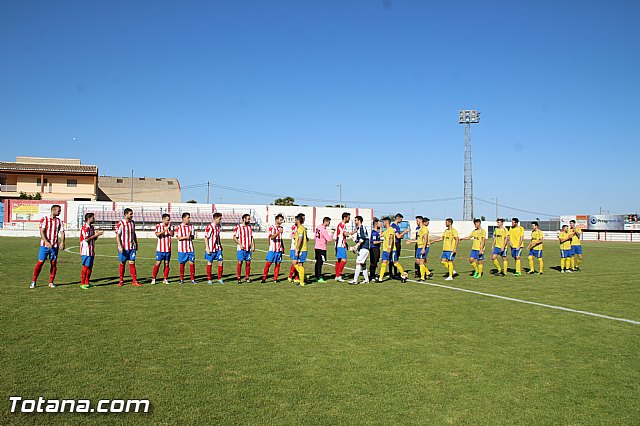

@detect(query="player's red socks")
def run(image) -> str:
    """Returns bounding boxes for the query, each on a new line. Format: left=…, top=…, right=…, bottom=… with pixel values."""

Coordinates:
left=190, top=263, right=195, bottom=281
left=129, top=264, right=138, bottom=281
left=263, top=262, right=272, bottom=280
left=81, top=266, right=88, bottom=284
left=152, top=264, right=160, bottom=280
left=336, top=261, right=346, bottom=278
left=119, top=263, right=125, bottom=281
left=87, top=267, right=93, bottom=284
left=163, top=265, right=170, bottom=280
left=245, top=262, right=251, bottom=279
left=206, top=264, right=212, bottom=281
left=32, top=261, right=44, bottom=283
left=217, top=265, right=223, bottom=280
left=289, top=265, right=296, bottom=279
left=49, top=261, right=57, bottom=283
left=236, top=262, right=242, bottom=279
left=274, top=264, right=280, bottom=281
left=180, top=263, right=185, bottom=281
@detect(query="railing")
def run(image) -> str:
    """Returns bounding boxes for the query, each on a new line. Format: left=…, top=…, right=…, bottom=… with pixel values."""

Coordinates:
left=0, top=184, right=18, bottom=192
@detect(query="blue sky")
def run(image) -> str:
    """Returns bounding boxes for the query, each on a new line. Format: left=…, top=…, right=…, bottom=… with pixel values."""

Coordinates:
left=1, top=0, right=638, bottom=219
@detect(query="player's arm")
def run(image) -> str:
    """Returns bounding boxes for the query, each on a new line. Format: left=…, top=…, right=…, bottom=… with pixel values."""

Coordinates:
left=251, top=236, right=255, bottom=252
left=296, top=233, right=303, bottom=254
left=459, top=233, right=472, bottom=241
left=155, top=226, right=164, bottom=237
left=232, top=229, right=241, bottom=247
left=503, top=234, right=509, bottom=250
left=480, top=235, right=486, bottom=253
left=116, top=229, right=123, bottom=252
left=86, top=230, right=103, bottom=241
left=420, top=233, right=428, bottom=252
left=133, top=230, right=138, bottom=250
left=453, top=235, right=459, bottom=254
left=59, top=228, right=66, bottom=250
left=430, top=235, right=443, bottom=244
left=40, top=226, right=52, bottom=248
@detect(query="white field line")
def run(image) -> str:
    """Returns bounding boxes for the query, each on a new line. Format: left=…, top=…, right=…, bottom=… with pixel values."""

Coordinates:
left=64, top=245, right=639, bottom=325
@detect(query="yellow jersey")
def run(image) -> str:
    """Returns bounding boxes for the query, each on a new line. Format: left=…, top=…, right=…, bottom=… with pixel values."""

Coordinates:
left=417, top=226, right=429, bottom=248
left=295, top=225, right=308, bottom=252
left=493, top=227, right=508, bottom=249
left=382, top=227, right=396, bottom=252
left=530, top=229, right=544, bottom=251
left=570, top=228, right=582, bottom=246
left=442, top=227, right=459, bottom=252
left=559, top=231, right=572, bottom=250
left=509, top=226, right=525, bottom=249
left=470, top=228, right=487, bottom=251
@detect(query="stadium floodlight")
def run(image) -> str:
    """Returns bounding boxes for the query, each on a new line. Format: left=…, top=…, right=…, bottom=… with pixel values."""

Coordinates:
left=458, top=110, right=480, bottom=221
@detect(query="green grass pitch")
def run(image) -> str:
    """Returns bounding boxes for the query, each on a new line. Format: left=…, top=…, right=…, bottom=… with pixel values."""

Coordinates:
left=1, top=237, right=639, bottom=424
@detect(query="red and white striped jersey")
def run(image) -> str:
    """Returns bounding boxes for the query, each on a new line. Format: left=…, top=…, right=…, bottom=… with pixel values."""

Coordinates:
left=268, top=225, right=284, bottom=252
left=39, top=216, right=64, bottom=247
left=80, top=223, right=95, bottom=256
left=289, top=224, right=297, bottom=250
left=115, top=219, right=136, bottom=250
left=204, top=222, right=222, bottom=252
left=234, top=224, right=253, bottom=250
left=175, top=223, right=195, bottom=253
left=155, top=223, right=174, bottom=253
left=335, top=221, right=348, bottom=248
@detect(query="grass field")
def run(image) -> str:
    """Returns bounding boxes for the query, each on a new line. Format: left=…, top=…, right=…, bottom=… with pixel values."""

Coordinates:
left=1, top=237, right=639, bottom=424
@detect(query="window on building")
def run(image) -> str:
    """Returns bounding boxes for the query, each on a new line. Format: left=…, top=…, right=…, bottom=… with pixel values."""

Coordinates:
left=36, top=178, right=48, bottom=186
left=116, top=179, right=123, bottom=184
left=67, top=179, right=77, bottom=187
left=167, top=181, right=174, bottom=185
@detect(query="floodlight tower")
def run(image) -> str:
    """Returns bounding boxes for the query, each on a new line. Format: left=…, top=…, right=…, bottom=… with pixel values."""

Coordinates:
left=458, top=110, right=480, bottom=221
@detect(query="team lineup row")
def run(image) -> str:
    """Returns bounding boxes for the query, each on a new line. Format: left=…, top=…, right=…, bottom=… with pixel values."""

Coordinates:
left=29, top=206, right=585, bottom=289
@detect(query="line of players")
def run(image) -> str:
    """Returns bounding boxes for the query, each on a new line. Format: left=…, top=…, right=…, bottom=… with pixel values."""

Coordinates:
left=29, top=206, right=584, bottom=289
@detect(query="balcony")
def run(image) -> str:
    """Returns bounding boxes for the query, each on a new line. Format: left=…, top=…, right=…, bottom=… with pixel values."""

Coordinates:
left=0, top=184, right=18, bottom=193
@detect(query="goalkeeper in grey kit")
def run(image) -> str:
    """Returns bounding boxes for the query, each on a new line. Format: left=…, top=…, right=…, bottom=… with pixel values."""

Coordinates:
left=349, top=215, right=371, bottom=284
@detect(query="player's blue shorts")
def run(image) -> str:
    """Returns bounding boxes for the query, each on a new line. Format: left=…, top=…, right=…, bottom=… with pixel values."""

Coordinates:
left=81, top=255, right=94, bottom=267
left=415, top=247, right=429, bottom=259
left=204, top=250, right=223, bottom=262
left=237, top=250, right=252, bottom=262
left=560, top=249, right=572, bottom=258
left=492, top=247, right=507, bottom=257
left=470, top=249, right=484, bottom=260
left=156, top=251, right=171, bottom=262
left=38, top=246, right=59, bottom=262
left=290, top=249, right=296, bottom=259
left=336, top=247, right=347, bottom=260
left=292, top=251, right=308, bottom=262
left=511, top=248, right=523, bottom=258
left=381, top=250, right=398, bottom=262
left=118, top=249, right=136, bottom=263
left=266, top=251, right=283, bottom=263
left=529, top=249, right=543, bottom=258
left=178, top=251, right=195, bottom=264
left=441, top=251, right=456, bottom=261
left=571, top=245, right=583, bottom=255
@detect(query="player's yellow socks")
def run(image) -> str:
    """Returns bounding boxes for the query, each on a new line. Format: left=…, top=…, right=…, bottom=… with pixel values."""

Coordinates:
left=296, top=264, right=305, bottom=284
left=515, top=259, right=521, bottom=273
left=493, top=259, right=502, bottom=272
left=448, top=262, right=454, bottom=277
left=570, top=257, right=575, bottom=270
left=528, top=256, right=535, bottom=271
left=577, top=257, right=582, bottom=267
left=379, top=263, right=387, bottom=280
left=560, top=258, right=565, bottom=270
left=424, top=265, right=431, bottom=275
left=471, top=261, right=478, bottom=273
left=478, top=263, right=483, bottom=275
left=419, top=264, right=426, bottom=280
left=539, top=259, right=544, bottom=273
left=503, top=260, right=508, bottom=273
left=395, top=263, right=406, bottom=275
left=441, top=260, right=448, bottom=271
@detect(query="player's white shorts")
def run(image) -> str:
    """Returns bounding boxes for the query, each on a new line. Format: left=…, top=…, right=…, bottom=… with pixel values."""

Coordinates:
left=356, top=248, right=370, bottom=264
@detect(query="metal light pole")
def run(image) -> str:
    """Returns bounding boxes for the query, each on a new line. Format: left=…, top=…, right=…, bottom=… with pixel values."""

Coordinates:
left=206, top=181, right=211, bottom=204
left=130, top=169, right=134, bottom=202
left=491, top=197, right=498, bottom=219
left=459, top=110, right=480, bottom=221
left=337, top=184, right=342, bottom=208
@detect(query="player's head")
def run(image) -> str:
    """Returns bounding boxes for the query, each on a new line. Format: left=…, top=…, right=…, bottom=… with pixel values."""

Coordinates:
left=242, top=213, right=251, bottom=224
left=162, top=213, right=171, bottom=225
left=415, top=215, right=423, bottom=225
left=123, top=208, right=133, bottom=220
left=497, top=218, right=504, bottom=226
left=275, top=213, right=284, bottom=225
left=445, top=217, right=453, bottom=227
left=394, top=213, right=403, bottom=223
left=182, top=212, right=191, bottom=224
left=423, top=217, right=430, bottom=226
left=213, top=212, right=222, bottom=224
left=382, top=216, right=391, bottom=226
left=561, top=224, right=568, bottom=231
left=372, top=218, right=380, bottom=229
left=323, top=216, right=331, bottom=226
left=296, top=213, right=305, bottom=224
left=473, top=218, right=481, bottom=229
left=342, top=212, right=351, bottom=223
left=532, top=221, right=539, bottom=230
left=512, top=218, right=519, bottom=227
left=354, top=215, right=363, bottom=226
left=569, top=219, right=576, bottom=228
left=51, top=204, right=61, bottom=217
left=84, top=212, right=94, bottom=224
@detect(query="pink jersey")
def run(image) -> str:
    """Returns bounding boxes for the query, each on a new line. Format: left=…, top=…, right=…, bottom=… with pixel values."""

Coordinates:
left=155, top=223, right=174, bottom=253
left=39, top=216, right=64, bottom=247
left=234, top=224, right=253, bottom=250
left=204, top=222, right=222, bottom=252
left=175, top=223, right=195, bottom=253
left=314, top=224, right=334, bottom=250
left=79, top=223, right=95, bottom=256
left=335, top=221, right=348, bottom=248
left=268, top=224, right=284, bottom=252
left=115, top=219, right=136, bottom=250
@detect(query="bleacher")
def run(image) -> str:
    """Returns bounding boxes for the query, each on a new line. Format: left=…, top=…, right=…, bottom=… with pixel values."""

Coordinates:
left=80, top=207, right=260, bottom=231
